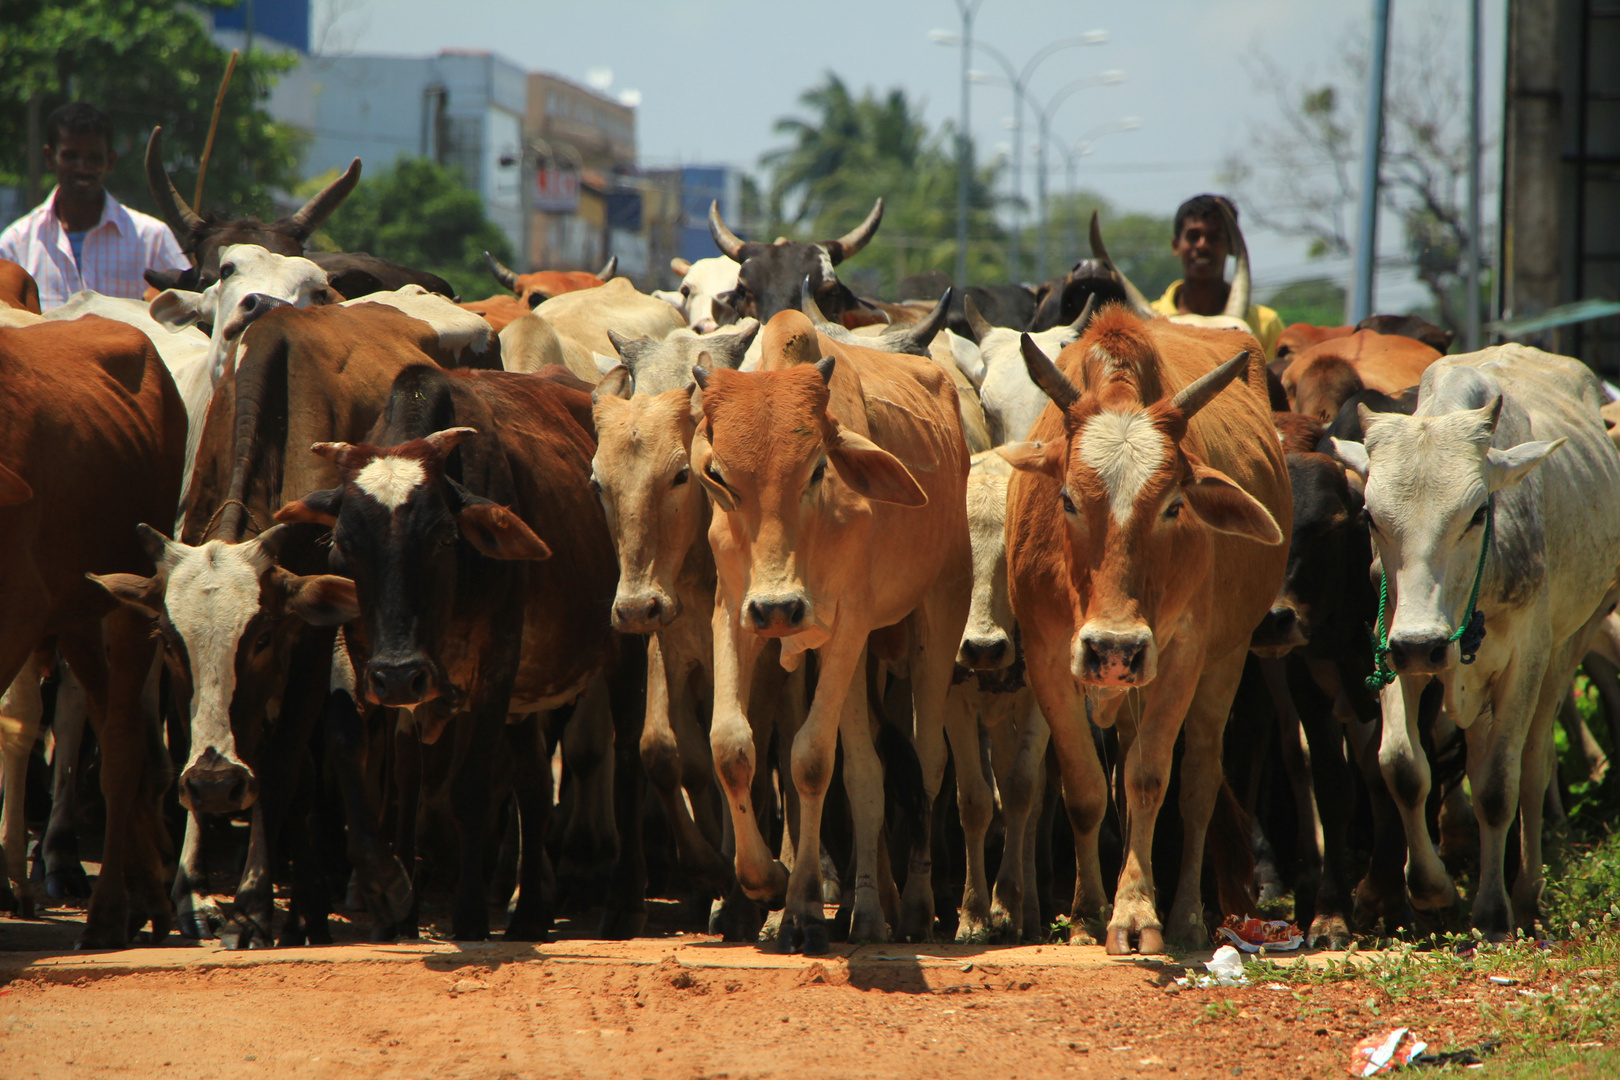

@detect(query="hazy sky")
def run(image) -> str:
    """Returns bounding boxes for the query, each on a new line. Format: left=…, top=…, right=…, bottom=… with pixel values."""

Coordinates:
left=312, top=0, right=1506, bottom=309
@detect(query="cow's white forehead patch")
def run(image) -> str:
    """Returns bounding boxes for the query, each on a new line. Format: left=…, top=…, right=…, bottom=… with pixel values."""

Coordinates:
left=355, top=456, right=426, bottom=510
left=165, top=541, right=264, bottom=770
left=1078, top=408, right=1167, bottom=525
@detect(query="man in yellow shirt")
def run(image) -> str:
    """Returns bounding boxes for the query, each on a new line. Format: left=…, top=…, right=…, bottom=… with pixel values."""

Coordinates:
left=1150, top=194, right=1284, bottom=362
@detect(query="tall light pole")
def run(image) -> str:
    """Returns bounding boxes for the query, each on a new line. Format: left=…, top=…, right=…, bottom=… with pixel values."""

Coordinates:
left=931, top=30, right=1109, bottom=282
left=1027, top=70, right=1126, bottom=281
left=940, top=0, right=985, bottom=289
left=1060, top=118, right=1142, bottom=254
left=1351, top=0, right=1392, bottom=323
left=1465, top=0, right=1483, bottom=349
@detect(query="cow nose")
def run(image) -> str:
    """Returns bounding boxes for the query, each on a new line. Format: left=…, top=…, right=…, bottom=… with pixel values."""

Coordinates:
left=182, top=761, right=257, bottom=813
left=693, top=319, right=719, bottom=334
left=746, top=596, right=808, bottom=633
left=1388, top=635, right=1451, bottom=673
left=612, top=593, right=670, bottom=634
left=368, top=660, right=432, bottom=706
left=957, top=635, right=1009, bottom=670
left=1079, top=627, right=1153, bottom=685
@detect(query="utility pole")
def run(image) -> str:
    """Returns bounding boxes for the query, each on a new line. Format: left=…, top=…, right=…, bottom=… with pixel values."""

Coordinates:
left=952, top=0, right=984, bottom=289
left=1465, top=0, right=1483, bottom=350
left=1351, top=0, right=1391, bottom=323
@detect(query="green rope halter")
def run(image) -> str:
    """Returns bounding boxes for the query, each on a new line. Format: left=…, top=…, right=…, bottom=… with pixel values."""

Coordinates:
left=1366, top=496, right=1494, bottom=691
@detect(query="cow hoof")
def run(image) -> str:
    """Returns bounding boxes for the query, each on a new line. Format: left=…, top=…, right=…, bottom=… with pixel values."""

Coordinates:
left=897, top=898, right=934, bottom=943
left=505, top=918, right=553, bottom=943
left=1307, top=914, right=1351, bottom=951
left=1136, top=927, right=1166, bottom=956
left=776, top=913, right=830, bottom=955
left=598, top=908, right=647, bottom=940
left=710, top=897, right=762, bottom=942
left=1105, top=927, right=1133, bottom=955
left=176, top=895, right=223, bottom=940
left=955, top=914, right=992, bottom=945
left=46, top=866, right=91, bottom=900
left=451, top=921, right=491, bottom=942
left=849, top=904, right=890, bottom=946
left=1408, top=873, right=1458, bottom=912
left=988, top=906, right=1022, bottom=945
left=358, top=855, right=415, bottom=927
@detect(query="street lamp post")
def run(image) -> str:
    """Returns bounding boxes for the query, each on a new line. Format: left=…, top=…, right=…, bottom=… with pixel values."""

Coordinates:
left=933, top=30, right=1109, bottom=282
left=1059, top=118, right=1142, bottom=254
left=943, top=0, right=985, bottom=290
left=1028, top=70, right=1126, bottom=281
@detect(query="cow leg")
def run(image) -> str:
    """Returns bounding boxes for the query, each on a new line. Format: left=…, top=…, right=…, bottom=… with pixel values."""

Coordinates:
left=558, top=672, right=618, bottom=888
left=949, top=691, right=994, bottom=943
left=991, top=693, right=1049, bottom=943
left=445, top=695, right=507, bottom=941
left=223, top=801, right=273, bottom=949
left=1258, top=658, right=1325, bottom=920
left=709, top=605, right=783, bottom=904
left=842, top=651, right=890, bottom=945
left=777, top=635, right=864, bottom=955
left=1158, top=646, right=1245, bottom=952
left=327, top=683, right=413, bottom=937
left=41, top=662, right=91, bottom=901
left=1377, top=675, right=1457, bottom=915
left=641, top=635, right=726, bottom=890
left=0, top=654, right=44, bottom=917
left=601, top=641, right=648, bottom=939
left=504, top=712, right=555, bottom=941
left=172, top=808, right=222, bottom=938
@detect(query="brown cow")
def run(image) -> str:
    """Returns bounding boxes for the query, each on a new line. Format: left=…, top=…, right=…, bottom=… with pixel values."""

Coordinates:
left=696, top=310, right=971, bottom=952
left=0, top=317, right=186, bottom=945
left=1002, top=305, right=1289, bottom=953
left=1274, top=322, right=1352, bottom=366
left=1283, top=329, right=1442, bottom=424
left=0, top=259, right=41, bottom=313
left=482, top=251, right=616, bottom=306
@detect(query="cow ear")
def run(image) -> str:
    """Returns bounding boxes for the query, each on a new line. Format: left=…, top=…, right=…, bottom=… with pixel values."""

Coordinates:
left=671, top=257, right=692, bottom=276
left=1487, top=438, right=1564, bottom=492
left=829, top=428, right=927, bottom=507
left=1327, top=437, right=1370, bottom=483
left=456, top=501, right=552, bottom=560
left=0, top=461, right=32, bottom=506
left=275, top=487, right=344, bottom=526
left=283, top=572, right=360, bottom=626
left=86, top=572, right=165, bottom=618
left=1182, top=463, right=1283, bottom=544
left=996, top=440, right=1064, bottom=478
left=593, top=365, right=634, bottom=403
left=149, top=288, right=212, bottom=331
left=689, top=426, right=737, bottom=511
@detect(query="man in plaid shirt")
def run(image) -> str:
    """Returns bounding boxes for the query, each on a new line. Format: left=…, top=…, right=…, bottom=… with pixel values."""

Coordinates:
left=0, top=102, right=190, bottom=310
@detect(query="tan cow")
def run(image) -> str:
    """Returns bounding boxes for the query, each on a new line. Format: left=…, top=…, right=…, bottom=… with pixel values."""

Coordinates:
left=696, top=310, right=971, bottom=952
left=537, top=277, right=687, bottom=378
left=1002, top=304, right=1290, bottom=953
left=1282, top=329, right=1442, bottom=423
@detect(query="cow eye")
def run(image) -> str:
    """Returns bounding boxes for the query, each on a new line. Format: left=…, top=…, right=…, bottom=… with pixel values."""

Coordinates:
left=1469, top=503, right=1487, bottom=528
left=589, top=475, right=603, bottom=496
left=1164, top=499, right=1182, bottom=519
left=1060, top=489, right=1077, bottom=515
left=255, top=627, right=275, bottom=651
left=809, top=461, right=826, bottom=486
left=680, top=284, right=691, bottom=297
left=220, top=263, right=235, bottom=279
left=671, top=466, right=689, bottom=488
left=706, top=463, right=726, bottom=488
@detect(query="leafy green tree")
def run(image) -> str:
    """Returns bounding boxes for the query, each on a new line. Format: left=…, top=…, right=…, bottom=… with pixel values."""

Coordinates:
left=310, top=158, right=513, bottom=302
left=1265, top=278, right=1348, bottom=328
left=0, top=0, right=300, bottom=223
left=759, top=73, right=1005, bottom=294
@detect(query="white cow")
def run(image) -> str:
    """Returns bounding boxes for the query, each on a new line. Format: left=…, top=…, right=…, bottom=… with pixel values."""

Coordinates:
left=1332, top=345, right=1620, bottom=937
left=340, top=284, right=496, bottom=366
left=668, top=256, right=741, bottom=334
left=956, top=297, right=1090, bottom=445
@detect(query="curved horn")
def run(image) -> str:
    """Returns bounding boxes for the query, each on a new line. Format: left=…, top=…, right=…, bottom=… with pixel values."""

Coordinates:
left=1088, top=210, right=1156, bottom=319
left=144, top=126, right=206, bottom=249
left=597, top=254, right=617, bottom=280
left=1020, top=333, right=1080, bottom=411
left=483, top=251, right=519, bottom=291
left=1170, top=351, right=1251, bottom=420
left=1070, top=292, right=1099, bottom=333
left=1216, top=199, right=1251, bottom=320
left=708, top=200, right=746, bottom=261
left=824, top=198, right=884, bottom=265
left=424, top=426, right=479, bottom=457
left=901, top=287, right=953, bottom=351
left=283, top=159, right=362, bottom=242
left=800, top=276, right=831, bottom=325
left=963, top=294, right=995, bottom=344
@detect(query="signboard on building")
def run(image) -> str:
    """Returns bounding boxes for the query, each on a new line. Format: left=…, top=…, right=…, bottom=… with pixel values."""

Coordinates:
left=534, top=167, right=581, bottom=213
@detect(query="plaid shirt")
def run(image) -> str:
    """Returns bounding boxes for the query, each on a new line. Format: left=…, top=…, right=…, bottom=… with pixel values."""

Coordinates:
left=0, top=189, right=189, bottom=310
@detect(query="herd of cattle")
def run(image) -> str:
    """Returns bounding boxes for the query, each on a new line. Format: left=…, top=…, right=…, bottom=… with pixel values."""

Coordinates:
left=1, top=129, right=1617, bottom=959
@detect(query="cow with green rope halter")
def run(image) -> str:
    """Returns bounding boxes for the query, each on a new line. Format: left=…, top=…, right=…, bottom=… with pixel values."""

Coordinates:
left=1329, top=346, right=1620, bottom=942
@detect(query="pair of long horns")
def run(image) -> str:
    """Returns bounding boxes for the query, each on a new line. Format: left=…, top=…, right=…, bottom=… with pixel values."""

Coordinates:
left=800, top=278, right=952, bottom=354
left=1088, top=202, right=1251, bottom=322
left=1017, top=330, right=1251, bottom=419
left=964, top=291, right=1094, bottom=343
left=482, top=252, right=618, bottom=292
left=145, top=126, right=360, bottom=250
left=710, top=199, right=883, bottom=265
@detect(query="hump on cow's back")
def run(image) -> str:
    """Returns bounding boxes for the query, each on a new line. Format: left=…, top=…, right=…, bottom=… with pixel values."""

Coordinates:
left=15, top=315, right=157, bottom=395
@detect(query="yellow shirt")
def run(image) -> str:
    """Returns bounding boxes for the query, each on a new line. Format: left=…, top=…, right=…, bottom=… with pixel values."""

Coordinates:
left=1152, top=280, right=1284, bottom=363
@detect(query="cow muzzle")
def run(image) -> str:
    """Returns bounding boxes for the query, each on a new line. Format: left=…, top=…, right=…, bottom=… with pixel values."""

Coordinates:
left=612, top=588, right=679, bottom=634
left=1076, top=624, right=1157, bottom=687
left=180, top=748, right=258, bottom=814
left=957, top=632, right=1013, bottom=671
left=366, top=656, right=440, bottom=707
left=1387, top=633, right=1454, bottom=675
left=1250, top=602, right=1309, bottom=657
left=743, top=592, right=812, bottom=637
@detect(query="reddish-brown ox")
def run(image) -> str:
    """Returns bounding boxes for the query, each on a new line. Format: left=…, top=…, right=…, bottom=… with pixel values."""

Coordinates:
left=1002, top=306, right=1290, bottom=954
left=0, top=317, right=186, bottom=945
left=482, top=252, right=616, bottom=307
left=0, top=260, right=41, bottom=313
left=1282, top=329, right=1442, bottom=424
left=696, top=310, right=971, bottom=953
left=1273, top=322, right=1351, bottom=367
